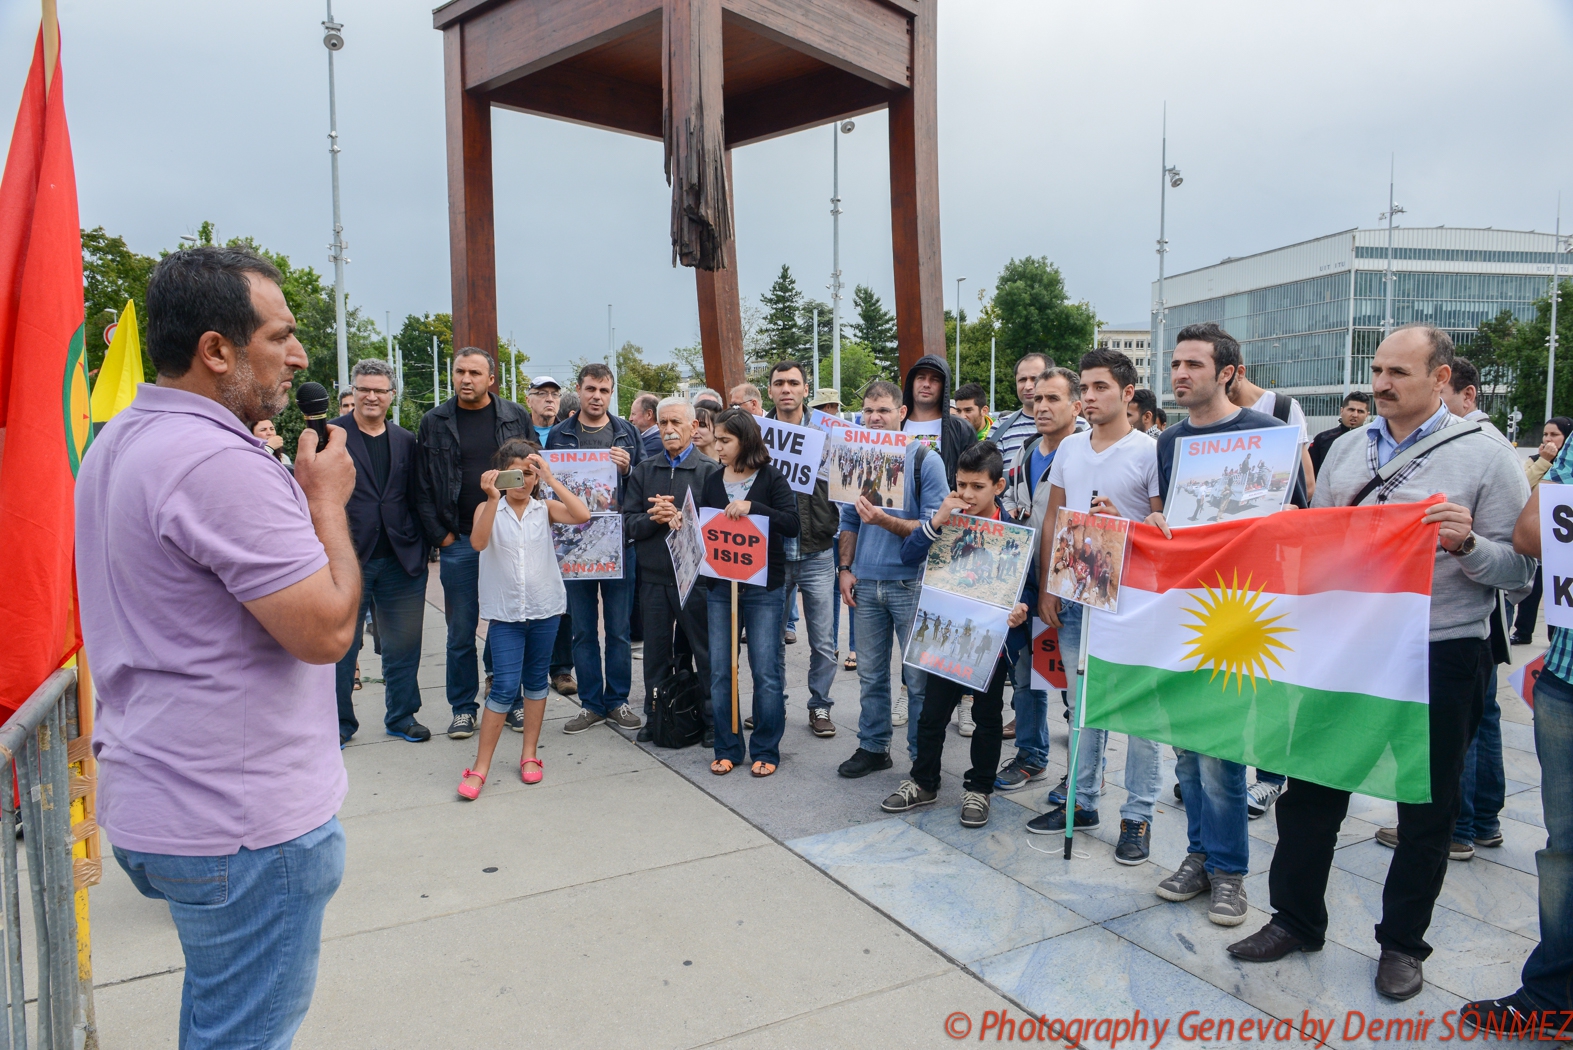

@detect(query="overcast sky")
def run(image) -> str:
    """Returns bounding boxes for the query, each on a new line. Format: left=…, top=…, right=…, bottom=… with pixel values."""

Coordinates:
left=4, top=1, right=1571, bottom=378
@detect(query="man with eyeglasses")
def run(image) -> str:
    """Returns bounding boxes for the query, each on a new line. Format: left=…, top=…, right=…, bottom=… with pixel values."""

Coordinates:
left=729, top=383, right=764, bottom=416
left=333, top=359, right=431, bottom=745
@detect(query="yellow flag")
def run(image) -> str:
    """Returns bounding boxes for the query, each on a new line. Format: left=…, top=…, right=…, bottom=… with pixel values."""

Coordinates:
left=89, top=299, right=142, bottom=422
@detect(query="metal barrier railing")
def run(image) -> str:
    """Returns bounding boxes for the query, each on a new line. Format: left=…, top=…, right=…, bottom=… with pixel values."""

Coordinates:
left=0, top=668, right=95, bottom=1049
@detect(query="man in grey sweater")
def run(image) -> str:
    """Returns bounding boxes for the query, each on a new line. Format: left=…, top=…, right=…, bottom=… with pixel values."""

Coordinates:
left=1226, top=325, right=1535, bottom=1002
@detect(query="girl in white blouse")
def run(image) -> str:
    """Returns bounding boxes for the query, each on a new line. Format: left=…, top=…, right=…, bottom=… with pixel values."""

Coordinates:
left=459, top=439, right=590, bottom=799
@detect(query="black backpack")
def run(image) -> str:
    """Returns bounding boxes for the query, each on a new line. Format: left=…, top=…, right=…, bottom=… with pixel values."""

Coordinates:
left=649, top=668, right=707, bottom=749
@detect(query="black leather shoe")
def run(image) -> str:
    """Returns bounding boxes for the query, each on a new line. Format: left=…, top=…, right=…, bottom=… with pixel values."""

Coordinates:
left=1227, top=923, right=1321, bottom=962
left=1375, top=949, right=1424, bottom=1001
left=837, top=748, right=893, bottom=778
left=636, top=724, right=654, bottom=743
left=703, top=727, right=715, bottom=748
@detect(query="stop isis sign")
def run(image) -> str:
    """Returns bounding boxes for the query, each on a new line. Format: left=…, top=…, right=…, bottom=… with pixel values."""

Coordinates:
left=703, top=514, right=767, bottom=583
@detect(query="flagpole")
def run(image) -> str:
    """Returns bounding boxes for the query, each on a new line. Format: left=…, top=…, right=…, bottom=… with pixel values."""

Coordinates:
left=1063, top=608, right=1091, bottom=859
left=40, top=0, right=58, bottom=90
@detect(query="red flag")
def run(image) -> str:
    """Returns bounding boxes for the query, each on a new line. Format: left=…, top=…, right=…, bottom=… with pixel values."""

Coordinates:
left=0, top=22, right=90, bottom=718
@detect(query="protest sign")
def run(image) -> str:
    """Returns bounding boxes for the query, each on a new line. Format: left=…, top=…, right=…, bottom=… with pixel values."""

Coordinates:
left=1044, top=508, right=1130, bottom=613
left=1168, top=425, right=1301, bottom=527
left=825, top=426, right=909, bottom=509
left=922, top=513, right=1035, bottom=610
left=552, top=513, right=624, bottom=579
left=810, top=408, right=853, bottom=432
left=666, top=489, right=704, bottom=605
left=1541, top=483, right=1573, bottom=630
left=697, top=507, right=769, bottom=587
left=902, top=588, right=1009, bottom=688
left=1510, top=652, right=1544, bottom=709
left=756, top=415, right=826, bottom=494
left=543, top=449, right=619, bottom=512
left=1030, top=619, right=1069, bottom=691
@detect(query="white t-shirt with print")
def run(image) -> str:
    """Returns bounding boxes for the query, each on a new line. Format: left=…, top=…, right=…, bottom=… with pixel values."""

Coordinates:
left=1046, top=428, right=1160, bottom=521
left=903, top=417, right=943, bottom=451
left=1251, top=390, right=1309, bottom=443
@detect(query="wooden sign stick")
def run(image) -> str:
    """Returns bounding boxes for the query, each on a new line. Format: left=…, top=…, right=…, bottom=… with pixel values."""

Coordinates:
left=730, top=579, right=740, bottom=734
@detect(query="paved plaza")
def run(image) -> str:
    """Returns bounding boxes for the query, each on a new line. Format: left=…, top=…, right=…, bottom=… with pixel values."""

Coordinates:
left=86, top=569, right=1545, bottom=1048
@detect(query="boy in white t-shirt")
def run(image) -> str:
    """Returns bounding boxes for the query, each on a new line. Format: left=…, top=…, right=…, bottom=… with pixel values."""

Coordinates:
left=1027, top=348, right=1164, bottom=865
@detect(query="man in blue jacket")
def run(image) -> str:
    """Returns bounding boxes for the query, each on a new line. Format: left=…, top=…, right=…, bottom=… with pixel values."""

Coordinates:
left=547, top=363, right=647, bottom=733
left=836, top=380, right=949, bottom=778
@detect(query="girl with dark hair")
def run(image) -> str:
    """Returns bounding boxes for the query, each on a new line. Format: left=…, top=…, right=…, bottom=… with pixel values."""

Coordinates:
left=457, top=439, right=590, bottom=799
left=699, top=409, right=800, bottom=776
left=692, top=404, right=717, bottom=459
left=1513, top=416, right=1573, bottom=644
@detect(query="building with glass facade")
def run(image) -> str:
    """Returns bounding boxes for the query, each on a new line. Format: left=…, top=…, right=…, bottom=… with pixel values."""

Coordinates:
left=1152, top=226, right=1568, bottom=431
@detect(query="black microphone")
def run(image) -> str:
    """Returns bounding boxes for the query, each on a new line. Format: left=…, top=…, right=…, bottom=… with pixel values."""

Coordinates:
left=296, top=382, right=332, bottom=452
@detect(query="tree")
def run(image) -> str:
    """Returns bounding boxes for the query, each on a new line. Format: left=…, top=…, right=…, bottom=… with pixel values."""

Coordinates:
left=850, top=284, right=897, bottom=377
left=1468, top=280, right=1573, bottom=435
left=671, top=340, right=705, bottom=381
left=817, top=339, right=878, bottom=409
left=82, top=226, right=158, bottom=382
left=395, top=312, right=453, bottom=420
left=992, top=256, right=1098, bottom=395
left=758, top=264, right=809, bottom=366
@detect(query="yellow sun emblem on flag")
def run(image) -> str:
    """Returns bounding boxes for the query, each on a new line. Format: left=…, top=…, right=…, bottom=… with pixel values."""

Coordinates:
left=1179, top=571, right=1294, bottom=692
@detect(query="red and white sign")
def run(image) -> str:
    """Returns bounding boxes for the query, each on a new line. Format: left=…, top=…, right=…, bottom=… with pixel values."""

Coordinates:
left=1510, top=652, right=1544, bottom=709
left=1030, top=619, right=1068, bottom=691
left=697, top=507, right=769, bottom=586
left=102, top=321, right=118, bottom=345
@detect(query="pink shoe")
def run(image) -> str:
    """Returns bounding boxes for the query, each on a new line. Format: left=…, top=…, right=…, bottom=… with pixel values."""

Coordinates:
left=457, top=768, right=486, bottom=800
left=520, top=757, right=544, bottom=785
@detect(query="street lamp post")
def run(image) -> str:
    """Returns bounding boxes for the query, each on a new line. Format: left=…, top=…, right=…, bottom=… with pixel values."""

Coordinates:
left=1549, top=204, right=1564, bottom=423
left=1155, top=106, right=1182, bottom=403
left=1380, top=158, right=1405, bottom=340
left=830, top=120, right=854, bottom=398
left=322, top=3, right=350, bottom=394
left=954, top=276, right=966, bottom=385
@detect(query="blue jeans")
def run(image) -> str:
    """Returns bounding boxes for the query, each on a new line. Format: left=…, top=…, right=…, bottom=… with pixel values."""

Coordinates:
left=485, top=617, right=560, bottom=713
left=1175, top=749, right=1251, bottom=875
left=1060, top=601, right=1161, bottom=823
left=707, top=583, right=787, bottom=765
left=784, top=580, right=799, bottom=632
left=550, top=613, right=574, bottom=678
left=439, top=537, right=494, bottom=717
left=114, top=819, right=345, bottom=1050
left=335, top=556, right=426, bottom=738
left=564, top=547, right=636, bottom=716
left=1519, top=666, right=1573, bottom=1011
left=851, top=577, right=924, bottom=760
left=783, top=549, right=838, bottom=711
left=1455, top=667, right=1505, bottom=842
left=1009, top=630, right=1050, bottom=770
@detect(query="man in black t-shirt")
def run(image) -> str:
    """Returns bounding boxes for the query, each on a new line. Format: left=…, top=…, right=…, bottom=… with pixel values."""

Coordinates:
left=333, top=359, right=431, bottom=745
left=413, top=348, right=533, bottom=739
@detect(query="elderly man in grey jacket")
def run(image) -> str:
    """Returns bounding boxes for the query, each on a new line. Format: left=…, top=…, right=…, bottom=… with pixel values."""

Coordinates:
left=1226, top=324, right=1536, bottom=1004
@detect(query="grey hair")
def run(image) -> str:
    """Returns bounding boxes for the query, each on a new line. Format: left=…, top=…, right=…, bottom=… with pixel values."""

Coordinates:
left=690, top=387, right=722, bottom=405
left=1037, top=366, right=1081, bottom=402
left=656, top=396, right=694, bottom=421
left=1391, top=323, right=1455, bottom=373
left=351, top=358, right=397, bottom=387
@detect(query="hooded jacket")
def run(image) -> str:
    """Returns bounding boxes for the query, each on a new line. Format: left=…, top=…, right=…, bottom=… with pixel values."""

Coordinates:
left=902, top=353, right=977, bottom=488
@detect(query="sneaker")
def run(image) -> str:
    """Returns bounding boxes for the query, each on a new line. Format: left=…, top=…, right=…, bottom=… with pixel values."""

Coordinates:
left=784, top=629, right=797, bottom=644
left=1114, top=819, right=1151, bottom=865
left=1458, top=994, right=1557, bottom=1039
left=1155, top=853, right=1210, bottom=901
left=960, top=791, right=990, bottom=828
left=744, top=716, right=756, bottom=730
left=1025, top=805, right=1098, bottom=834
left=1246, top=780, right=1284, bottom=819
left=994, top=758, right=1046, bottom=792
left=505, top=707, right=524, bottom=733
left=1375, top=826, right=1399, bottom=848
left=630, top=641, right=644, bottom=660
left=387, top=720, right=431, bottom=743
left=838, top=748, right=893, bottom=779
left=562, top=709, right=605, bottom=734
left=881, top=779, right=937, bottom=813
left=551, top=673, right=578, bottom=696
left=1046, top=775, right=1069, bottom=807
left=1473, top=831, right=1503, bottom=848
left=605, top=705, right=643, bottom=730
left=1208, top=873, right=1248, bottom=926
left=957, top=697, right=975, bottom=737
left=1509, top=632, right=1534, bottom=646
left=808, top=708, right=836, bottom=737
left=1173, top=782, right=1183, bottom=802
left=1450, top=840, right=1476, bottom=861
left=892, top=687, right=908, bottom=727
left=446, top=713, right=477, bottom=739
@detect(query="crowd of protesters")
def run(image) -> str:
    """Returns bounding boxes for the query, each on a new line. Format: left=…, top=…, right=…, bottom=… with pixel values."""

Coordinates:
left=72, top=247, right=1569, bottom=1046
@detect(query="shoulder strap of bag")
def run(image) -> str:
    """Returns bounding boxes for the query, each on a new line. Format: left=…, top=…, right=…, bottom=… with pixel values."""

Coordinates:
left=1271, top=395, right=1292, bottom=423
left=1347, top=421, right=1482, bottom=507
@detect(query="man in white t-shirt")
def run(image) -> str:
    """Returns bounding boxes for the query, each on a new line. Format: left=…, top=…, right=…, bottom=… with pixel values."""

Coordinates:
left=1026, top=347, right=1162, bottom=865
left=1228, top=365, right=1315, bottom=500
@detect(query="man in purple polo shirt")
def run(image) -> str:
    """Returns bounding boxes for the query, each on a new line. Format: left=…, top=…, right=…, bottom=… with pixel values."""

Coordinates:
left=75, top=247, right=363, bottom=1049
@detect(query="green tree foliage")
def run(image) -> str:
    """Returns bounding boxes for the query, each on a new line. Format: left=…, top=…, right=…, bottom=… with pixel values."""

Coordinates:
left=816, top=339, right=878, bottom=409
left=992, top=256, right=1098, bottom=403
left=850, top=284, right=897, bottom=377
left=616, top=341, right=681, bottom=416
left=1467, top=280, right=1573, bottom=435
left=82, top=227, right=158, bottom=382
left=796, top=298, right=833, bottom=373
left=671, top=341, right=705, bottom=381
left=394, top=312, right=452, bottom=421
left=758, top=264, right=809, bottom=365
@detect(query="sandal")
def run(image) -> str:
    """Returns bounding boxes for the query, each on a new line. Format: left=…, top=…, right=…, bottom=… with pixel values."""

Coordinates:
left=353, top=662, right=362, bottom=691
left=710, top=758, right=736, bottom=776
left=843, top=652, right=857, bottom=671
left=750, top=761, right=777, bottom=778
left=457, top=768, right=486, bottom=800
left=520, top=757, right=543, bottom=785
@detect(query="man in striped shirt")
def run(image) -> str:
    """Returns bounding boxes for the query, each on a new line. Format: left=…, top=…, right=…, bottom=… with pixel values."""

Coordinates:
left=995, top=354, right=1048, bottom=519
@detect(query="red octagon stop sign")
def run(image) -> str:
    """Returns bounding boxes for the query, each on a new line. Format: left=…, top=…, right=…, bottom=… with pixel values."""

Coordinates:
left=703, top=514, right=767, bottom=583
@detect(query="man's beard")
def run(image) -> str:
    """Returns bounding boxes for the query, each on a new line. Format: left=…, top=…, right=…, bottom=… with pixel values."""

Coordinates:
left=216, top=349, right=289, bottom=427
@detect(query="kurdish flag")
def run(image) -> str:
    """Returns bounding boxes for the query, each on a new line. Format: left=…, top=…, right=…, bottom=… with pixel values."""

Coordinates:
left=1083, top=500, right=1439, bottom=804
